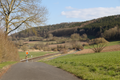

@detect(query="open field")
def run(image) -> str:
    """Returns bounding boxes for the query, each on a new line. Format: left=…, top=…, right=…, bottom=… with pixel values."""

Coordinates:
left=84, top=41, right=120, bottom=49
left=76, top=44, right=120, bottom=54
left=24, top=40, right=120, bottom=49
left=108, top=41, right=120, bottom=46
left=19, top=51, right=57, bottom=60
left=76, top=40, right=120, bottom=54
left=42, top=51, right=120, bottom=80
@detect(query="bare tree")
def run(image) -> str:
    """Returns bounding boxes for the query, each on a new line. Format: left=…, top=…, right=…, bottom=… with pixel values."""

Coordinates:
left=89, top=38, right=108, bottom=53
left=21, top=45, right=28, bottom=52
left=0, top=0, right=48, bottom=36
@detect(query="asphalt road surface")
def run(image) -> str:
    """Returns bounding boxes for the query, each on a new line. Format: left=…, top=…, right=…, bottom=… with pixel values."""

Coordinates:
left=0, top=62, right=81, bottom=80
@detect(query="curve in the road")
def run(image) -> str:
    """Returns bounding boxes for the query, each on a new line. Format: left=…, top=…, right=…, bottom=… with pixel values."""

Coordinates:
left=0, top=62, right=81, bottom=80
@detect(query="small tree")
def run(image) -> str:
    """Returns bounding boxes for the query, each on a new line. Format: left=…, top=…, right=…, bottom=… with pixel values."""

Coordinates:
left=82, top=33, right=87, bottom=39
left=48, top=34, right=53, bottom=38
left=21, top=45, right=28, bottom=52
left=70, top=41, right=83, bottom=50
left=89, top=38, right=108, bottom=53
left=71, top=33, right=80, bottom=41
left=18, top=40, right=24, bottom=46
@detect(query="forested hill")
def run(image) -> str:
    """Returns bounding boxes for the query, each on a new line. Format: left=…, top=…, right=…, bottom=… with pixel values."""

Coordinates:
left=11, top=14, right=120, bottom=40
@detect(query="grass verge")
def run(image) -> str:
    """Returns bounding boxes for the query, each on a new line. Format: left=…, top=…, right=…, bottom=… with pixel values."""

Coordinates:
left=0, top=61, right=16, bottom=69
left=19, top=51, right=57, bottom=59
left=41, top=51, right=120, bottom=80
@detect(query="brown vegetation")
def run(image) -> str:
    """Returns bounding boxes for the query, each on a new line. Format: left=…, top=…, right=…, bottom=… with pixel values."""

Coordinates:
left=88, top=38, right=108, bottom=53
left=103, top=26, right=120, bottom=40
left=0, top=30, right=19, bottom=63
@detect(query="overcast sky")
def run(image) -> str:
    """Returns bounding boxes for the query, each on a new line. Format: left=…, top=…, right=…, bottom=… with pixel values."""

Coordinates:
left=41, top=0, right=120, bottom=25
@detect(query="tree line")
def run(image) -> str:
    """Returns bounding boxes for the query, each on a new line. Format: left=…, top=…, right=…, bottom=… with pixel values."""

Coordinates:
left=11, top=14, right=120, bottom=41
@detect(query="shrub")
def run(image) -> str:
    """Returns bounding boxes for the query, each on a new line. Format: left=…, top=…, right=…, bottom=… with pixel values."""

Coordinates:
left=33, top=43, right=45, bottom=50
left=70, top=41, right=83, bottom=50
left=28, top=36, right=43, bottom=41
left=21, top=45, right=28, bottom=52
left=57, top=45, right=65, bottom=51
left=82, top=33, right=87, bottom=39
left=103, top=26, right=120, bottom=40
left=43, top=47, right=51, bottom=51
left=83, top=43, right=89, bottom=46
left=0, top=30, right=19, bottom=63
left=89, top=38, right=108, bottom=44
left=52, top=47, right=58, bottom=51
left=18, top=40, right=24, bottom=46
left=61, top=49, right=68, bottom=54
left=71, top=33, right=80, bottom=41
left=89, top=38, right=108, bottom=53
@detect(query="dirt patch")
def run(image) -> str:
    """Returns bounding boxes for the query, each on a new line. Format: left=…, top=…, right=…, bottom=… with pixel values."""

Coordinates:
left=75, top=45, right=120, bottom=54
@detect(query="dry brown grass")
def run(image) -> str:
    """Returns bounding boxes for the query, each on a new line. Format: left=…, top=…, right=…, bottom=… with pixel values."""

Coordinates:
left=0, top=30, right=19, bottom=63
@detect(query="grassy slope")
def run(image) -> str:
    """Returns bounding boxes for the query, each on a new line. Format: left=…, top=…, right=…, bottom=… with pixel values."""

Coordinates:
left=84, top=40, right=120, bottom=49
left=42, top=51, right=120, bottom=80
left=108, top=41, right=120, bottom=46
left=0, top=61, right=16, bottom=69
left=19, top=51, right=57, bottom=59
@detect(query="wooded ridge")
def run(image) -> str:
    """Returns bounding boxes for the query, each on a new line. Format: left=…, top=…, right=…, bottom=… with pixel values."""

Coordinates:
left=11, top=14, right=120, bottom=41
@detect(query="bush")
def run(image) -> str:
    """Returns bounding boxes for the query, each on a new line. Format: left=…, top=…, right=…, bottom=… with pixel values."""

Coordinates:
left=57, top=45, right=63, bottom=51
left=52, top=47, right=58, bottom=51
left=61, top=49, right=68, bottom=54
left=89, top=38, right=108, bottom=53
left=103, top=26, right=120, bottom=40
left=0, top=30, right=19, bottom=63
left=82, top=33, right=87, bottom=39
left=71, top=33, right=80, bottom=41
left=83, top=43, right=89, bottom=46
left=70, top=41, right=83, bottom=50
left=89, top=38, right=108, bottom=44
left=43, top=47, right=51, bottom=51
left=33, top=43, right=45, bottom=50
left=28, top=36, right=43, bottom=41
left=21, top=45, right=28, bottom=52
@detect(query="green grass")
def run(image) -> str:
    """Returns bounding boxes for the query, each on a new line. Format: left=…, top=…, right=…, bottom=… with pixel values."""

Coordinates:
left=19, top=51, right=57, bottom=59
left=0, top=61, right=16, bottom=69
left=41, top=51, right=120, bottom=80
left=84, top=40, right=120, bottom=49
left=108, top=41, right=120, bottom=46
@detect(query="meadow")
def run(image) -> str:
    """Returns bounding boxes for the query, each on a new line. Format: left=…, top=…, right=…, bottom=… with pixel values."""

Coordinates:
left=19, top=51, right=57, bottom=59
left=42, top=51, right=120, bottom=80
left=84, top=40, right=120, bottom=49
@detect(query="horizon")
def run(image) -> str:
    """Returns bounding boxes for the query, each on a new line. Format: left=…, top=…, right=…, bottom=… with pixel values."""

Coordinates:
left=41, top=0, right=120, bottom=25
left=42, top=14, right=120, bottom=26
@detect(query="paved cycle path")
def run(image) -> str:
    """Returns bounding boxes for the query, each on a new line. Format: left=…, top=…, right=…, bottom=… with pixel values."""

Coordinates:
left=0, top=62, right=81, bottom=80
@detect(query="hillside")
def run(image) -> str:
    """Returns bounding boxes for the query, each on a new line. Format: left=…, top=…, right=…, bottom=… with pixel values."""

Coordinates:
left=11, top=14, right=120, bottom=41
